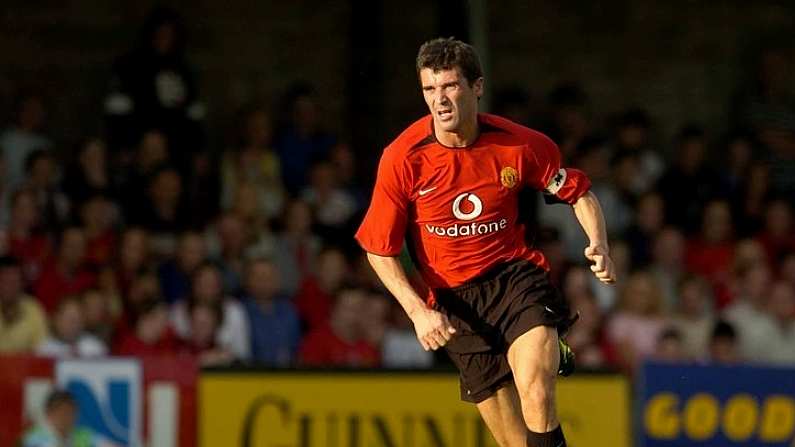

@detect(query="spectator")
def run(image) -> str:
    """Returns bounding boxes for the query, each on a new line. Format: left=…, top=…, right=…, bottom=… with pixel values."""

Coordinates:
left=328, top=142, right=366, bottom=209
left=381, top=299, right=434, bottom=368
left=206, top=213, right=249, bottom=294
left=132, top=165, right=187, bottom=254
left=158, top=231, right=207, bottom=304
left=105, top=7, right=205, bottom=168
left=114, top=298, right=180, bottom=356
left=181, top=301, right=235, bottom=367
left=274, top=83, right=336, bottom=193
left=669, top=275, right=715, bottom=359
left=118, top=130, right=170, bottom=220
left=301, top=160, right=358, bottom=233
left=21, top=390, right=96, bottom=447
left=6, top=188, right=51, bottom=284
left=755, top=198, right=795, bottom=270
left=0, top=256, right=48, bottom=353
left=294, top=246, right=348, bottom=331
left=685, top=199, right=736, bottom=307
left=657, top=125, right=721, bottom=232
left=707, top=320, right=741, bottom=365
left=241, top=258, right=300, bottom=366
left=115, top=227, right=151, bottom=299
left=34, top=226, right=96, bottom=314
left=0, top=93, right=51, bottom=189
left=79, top=195, right=118, bottom=269
left=763, top=281, right=795, bottom=364
left=37, top=296, right=107, bottom=358
left=781, top=251, right=795, bottom=290
left=624, top=192, right=666, bottom=268
left=272, top=199, right=321, bottom=295
left=611, top=107, right=664, bottom=193
left=563, top=270, right=616, bottom=369
left=62, top=137, right=114, bottom=206
left=23, top=149, right=70, bottom=231
left=654, top=328, right=688, bottom=363
left=221, top=105, right=286, bottom=220
left=606, top=271, right=668, bottom=373
left=360, top=291, right=390, bottom=348
left=723, top=263, right=775, bottom=363
left=543, top=82, right=592, bottom=161
left=171, top=262, right=250, bottom=360
left=299, top=287, right=380, bottom=367
left=81, top=288, right=118, bottom=346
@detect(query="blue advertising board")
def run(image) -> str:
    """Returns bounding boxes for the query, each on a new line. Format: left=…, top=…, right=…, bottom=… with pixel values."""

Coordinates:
left=639, top=362, right=795, bottom=447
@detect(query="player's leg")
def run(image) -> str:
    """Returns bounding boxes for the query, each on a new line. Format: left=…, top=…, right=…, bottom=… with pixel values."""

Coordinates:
left=474, top=383, right=527, bottom=447
left=507, top=324, right=567, bottom=446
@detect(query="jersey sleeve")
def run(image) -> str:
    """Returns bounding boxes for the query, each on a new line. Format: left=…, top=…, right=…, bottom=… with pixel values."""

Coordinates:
left=355, top=147, right=410, bottom=256
left=524, top=133, right=591, bottom=205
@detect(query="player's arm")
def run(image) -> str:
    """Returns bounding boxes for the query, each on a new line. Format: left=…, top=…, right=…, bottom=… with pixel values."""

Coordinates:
left=366, top=252, right=456, bottom=351
left=572, top=191, right=616, bottom=284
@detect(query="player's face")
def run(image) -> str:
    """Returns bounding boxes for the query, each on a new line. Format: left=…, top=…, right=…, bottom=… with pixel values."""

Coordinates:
left=420, top=68, right=483, bottom=134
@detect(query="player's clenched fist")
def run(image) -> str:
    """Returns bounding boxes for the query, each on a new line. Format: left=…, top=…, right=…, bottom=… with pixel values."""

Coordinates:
left=410, top=307, right=457, bottom=351
left=584, top=245, right=616, bottom=284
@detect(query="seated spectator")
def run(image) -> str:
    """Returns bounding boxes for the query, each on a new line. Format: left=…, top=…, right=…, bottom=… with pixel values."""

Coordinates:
left=79, top=194, right=118, bottom=268
left=115, top=227, right=151, bottom=298
left=181, top=301, right=234, bottom=367
left=294, top=246, right=348, bottom=331
left=669, top=275, right=715, bottom=359
left=381, top=300, right=434, bottom=368
left=171, top=262, right=250, bottom=360
left=34, top=226, right=96, bottom=314
left=205, top=213, right=249, bottom=294
left=606, top=271, right=668, bottom=373
left=755, top=198, right=795, bottom=271
left=118, top=130, right=170, bottom=217
left=6, top=188, right=51, bottom=284
left=610, top=107, right=664, bottom=194
left=685, top=199, right=736, bottom=307
left=158, top=231, right=207, bottom=304
left=360, top=291, right=390, bottom=348
left=563, top=268, right=616, bottom=369
left=81, top=288, right=118, bottom=345
left=0, top=256, right=48, bottom=353
left=707, top=320, right=741, bottom=365
left=132, top=165, right=187, bottom=254
left=21, top=390, right=96, bottom=447
left=22, top=149, right=70, bottom=231
left=0, top=92, right=52, bottom=189
left=299, top=287, right=380, bottom=367
left=653, top=328, right=688, bottom=363
left=647, top=228, right=686, bottom=310
left=301, top=160, right=358, bottom=233
left=114, top=298, right=180, bottom=357
left=37, top=296, right=107, bottom=358
left=723, top=263, right=776, bottom=363
left=328, top=142, right=366, bottom=209
left=241, top=258, right=299, bottom=366
left=657, top=125, right=721, bottom=232
left=221, top=105, right=286, bottom=220
left=763, top=281, right=795, bottom=365
left=272, top=199, right=321, bottom=295
left=62, top=137, right=114, bottom=206
left=623, top=192, right=665, bottom=268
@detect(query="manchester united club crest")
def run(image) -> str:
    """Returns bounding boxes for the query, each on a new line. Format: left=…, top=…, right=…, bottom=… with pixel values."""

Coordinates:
left=500, top=166, right=519, bottom=188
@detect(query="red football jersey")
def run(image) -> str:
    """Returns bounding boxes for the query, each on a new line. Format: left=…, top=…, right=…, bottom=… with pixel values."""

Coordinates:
left=356, top=113, right=591, bottom=290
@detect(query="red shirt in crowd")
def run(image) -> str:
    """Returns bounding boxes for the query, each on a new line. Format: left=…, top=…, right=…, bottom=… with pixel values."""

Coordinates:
left=33, top=260, right=97, bottom=314
left=356, top=114, right=591, bottom=291
left=293, top=277, right=334, bottom=331
left=685, top=238, right=735, bottom=308
left=113, top=327, right=182, bottom=357
left=84, top=231, right=117, bottom=268
left=299, top=324, right=379, bottom=367
left=8, top=233, right=51, bottom=282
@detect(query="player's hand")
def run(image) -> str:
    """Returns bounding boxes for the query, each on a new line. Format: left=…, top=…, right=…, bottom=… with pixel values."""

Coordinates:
left=410, top=307, right=456, bottom=351
left=584, top=244, right=616, bottom=284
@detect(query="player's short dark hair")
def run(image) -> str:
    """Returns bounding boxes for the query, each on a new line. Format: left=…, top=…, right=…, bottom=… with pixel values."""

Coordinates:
left=416, top=37, right=483, bottom=86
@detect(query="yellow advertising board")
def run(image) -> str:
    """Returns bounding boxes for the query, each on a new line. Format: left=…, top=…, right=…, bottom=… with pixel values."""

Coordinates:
left=199, top=372, right=629, bottom=447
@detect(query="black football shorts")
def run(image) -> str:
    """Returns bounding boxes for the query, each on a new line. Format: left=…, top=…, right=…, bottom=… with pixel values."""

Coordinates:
left=433, top=260, right=571, bottom=403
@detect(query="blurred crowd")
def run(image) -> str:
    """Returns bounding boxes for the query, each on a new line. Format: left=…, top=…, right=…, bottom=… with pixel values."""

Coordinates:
left=0, top=9, right=794, bottom=375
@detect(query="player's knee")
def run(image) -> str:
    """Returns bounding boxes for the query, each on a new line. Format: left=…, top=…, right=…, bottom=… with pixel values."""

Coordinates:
left=514, top=367, right=555, bottom=409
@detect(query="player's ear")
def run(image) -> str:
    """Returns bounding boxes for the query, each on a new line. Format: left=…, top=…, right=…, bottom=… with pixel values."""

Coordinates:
left=473, top=77, right=484, bottom=98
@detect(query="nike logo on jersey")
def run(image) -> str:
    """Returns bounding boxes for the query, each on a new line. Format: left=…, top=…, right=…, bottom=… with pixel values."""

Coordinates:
left=418, top=186, right=438, bottom=196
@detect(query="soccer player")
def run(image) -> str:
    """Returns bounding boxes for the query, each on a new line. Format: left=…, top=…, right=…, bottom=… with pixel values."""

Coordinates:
left=355, top=38, right=615, bottom=447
